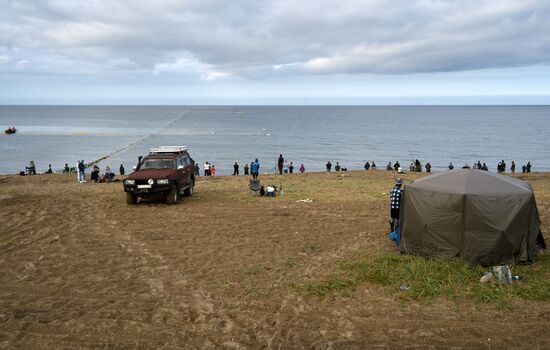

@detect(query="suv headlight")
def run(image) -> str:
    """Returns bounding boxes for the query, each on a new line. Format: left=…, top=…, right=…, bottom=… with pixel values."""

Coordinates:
left=157, top=179, right=169, bottom=185
left=125, top=179, right=135, bottom=185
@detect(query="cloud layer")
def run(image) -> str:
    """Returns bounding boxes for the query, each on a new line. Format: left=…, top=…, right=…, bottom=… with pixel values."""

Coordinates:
left=1, top=0, right=549, bottom=82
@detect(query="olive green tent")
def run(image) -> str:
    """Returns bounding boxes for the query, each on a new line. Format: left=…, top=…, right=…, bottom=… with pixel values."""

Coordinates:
left=399, top=169, right=541, bottom=266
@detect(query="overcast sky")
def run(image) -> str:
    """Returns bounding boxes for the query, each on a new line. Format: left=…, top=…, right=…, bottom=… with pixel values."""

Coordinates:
left=1, top=0, right=549, bottom=104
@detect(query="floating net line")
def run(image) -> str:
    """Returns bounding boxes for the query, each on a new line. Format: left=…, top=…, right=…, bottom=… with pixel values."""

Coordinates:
left=86, top=112, right=189, bottom=167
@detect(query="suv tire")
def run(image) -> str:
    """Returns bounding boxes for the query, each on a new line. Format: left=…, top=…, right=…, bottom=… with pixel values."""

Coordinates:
left=167, top=185, right=179, bottom=204
left=126, top=192, right=138, bottom=205
left=184, top=179, right=195, bottom=197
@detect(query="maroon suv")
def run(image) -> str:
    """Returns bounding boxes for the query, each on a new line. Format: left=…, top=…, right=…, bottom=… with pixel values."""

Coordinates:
left=123, top=146, right=195, bottom=204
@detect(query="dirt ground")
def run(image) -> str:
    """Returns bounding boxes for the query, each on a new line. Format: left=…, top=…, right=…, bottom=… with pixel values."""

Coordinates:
left=0, top=170, right=549, bottom=349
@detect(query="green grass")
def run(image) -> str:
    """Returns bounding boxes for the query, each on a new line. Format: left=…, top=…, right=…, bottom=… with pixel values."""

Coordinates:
left=302, top=253, right=550, bottom=306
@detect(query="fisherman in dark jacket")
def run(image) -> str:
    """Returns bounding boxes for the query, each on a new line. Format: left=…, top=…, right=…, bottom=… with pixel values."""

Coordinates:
left=78, top=160, right=86, bottom=183
left=277, top=154, right=284, bottom=175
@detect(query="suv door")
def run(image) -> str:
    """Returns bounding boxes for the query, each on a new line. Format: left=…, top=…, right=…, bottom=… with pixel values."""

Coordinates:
left=184, top=154, right=193, bottom=184
left=176, top=156, right=187, bottom=189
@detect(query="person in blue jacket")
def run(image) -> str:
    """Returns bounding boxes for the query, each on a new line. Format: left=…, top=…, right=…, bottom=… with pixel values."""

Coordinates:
left=251, top=159, right=260, bottom=179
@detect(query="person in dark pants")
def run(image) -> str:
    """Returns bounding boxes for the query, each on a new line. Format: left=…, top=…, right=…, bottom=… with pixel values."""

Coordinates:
left=277, top=154, right=284, bottom=175
left=425, top=162, right=431, bottom=173
left=527, top=162, right=532, bottom=173
left=233, top=162, right=239, bottom=176
left=119, top=164, right=125, bottom=175
left=389, top=178, right=404, bottom=232
left=244, top=163, right=249, bottom=175
left=326, top=161, right=332, bottom=172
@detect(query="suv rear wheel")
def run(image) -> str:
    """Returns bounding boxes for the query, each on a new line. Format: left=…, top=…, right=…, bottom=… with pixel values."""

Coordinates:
left=167, top=185, right=179, bottom=204
left=126, top=192, right=137, bottom=205
left=184, top=178, right=195, bottom=197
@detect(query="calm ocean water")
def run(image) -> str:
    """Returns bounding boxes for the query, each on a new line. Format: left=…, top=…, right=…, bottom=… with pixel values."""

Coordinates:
left=1, top=106, right=549, bottom=175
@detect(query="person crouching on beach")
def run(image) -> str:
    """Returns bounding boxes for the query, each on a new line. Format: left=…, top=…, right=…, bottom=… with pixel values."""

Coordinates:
left=91, top=164, right=100, bottom=183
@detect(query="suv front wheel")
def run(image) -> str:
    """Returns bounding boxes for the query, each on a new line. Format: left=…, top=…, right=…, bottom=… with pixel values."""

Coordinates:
left=126, top=192, right=138, bottom=205
left=166, top=185, right=179, bottom=204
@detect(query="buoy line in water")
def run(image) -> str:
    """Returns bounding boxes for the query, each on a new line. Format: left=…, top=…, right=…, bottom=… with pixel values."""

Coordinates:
left=86, top=112, right=189, bottom=167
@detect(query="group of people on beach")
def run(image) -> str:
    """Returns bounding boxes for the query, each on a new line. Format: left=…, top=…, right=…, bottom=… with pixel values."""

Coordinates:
left=325, top=161, right=348, bottom=172
left=203, top=162, right=216, bottom=176
left=20, top=156, right=535, bottom=178
left=73, top=160, right=125, bottom=183
left=277, top=154, right=304, bottom=174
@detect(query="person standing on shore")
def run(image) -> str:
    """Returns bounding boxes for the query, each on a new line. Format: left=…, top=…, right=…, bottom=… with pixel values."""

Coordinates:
left=233, top=162, right=239, bottom=176
left=527, top=162, right=532, bottom=173
left=448, top=162, right=454, bottom=170
left=78, top=160, right=86, bottom=183
left=425, top=162, right=431, bottom=173
left=299, top=164, right=305, bottom=173
left=244, top=163, right=249, bottom=175
left=277, top=154, right=284, bottom=175
left=390, top=178, right=404, bottom=232
left=204, top=161, right=210, bottom=176
left=251, top=159, right=260, bottom=179
left=63, top=163, right=70, bottom=173
left=283, top=160, right=289, bottom=174
left=326, top=161, right=332, bottom=172
left=211, top=164, right=216, bottom=176
left=335, top=162, right=341, bottom=171
left=511, top=161, right=516, bottom=173
left=364, top=162, right=370, bottom=170
left=120, top=164, right=125, bottom=175
left=289, top=162, right=294, bottom=174
left=76, top=160, right=81, bottom=182
left=46, top=164, right=53, bottom=173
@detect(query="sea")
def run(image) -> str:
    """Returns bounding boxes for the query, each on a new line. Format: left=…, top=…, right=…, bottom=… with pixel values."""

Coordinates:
left=1, top=105, right=549, bottom=175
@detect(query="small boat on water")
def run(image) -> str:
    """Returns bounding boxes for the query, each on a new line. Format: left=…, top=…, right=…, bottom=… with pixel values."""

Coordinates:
left=5, top=127, right=17, bottom=134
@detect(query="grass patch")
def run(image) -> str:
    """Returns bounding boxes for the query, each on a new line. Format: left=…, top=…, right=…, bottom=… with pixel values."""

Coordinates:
left=283, top=257, right=298, bottom=268
left=303, top=253, right=550, bottom=305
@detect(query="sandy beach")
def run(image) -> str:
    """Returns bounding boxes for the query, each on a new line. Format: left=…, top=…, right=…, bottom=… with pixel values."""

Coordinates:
left=1, top=170, right=549, bottom=349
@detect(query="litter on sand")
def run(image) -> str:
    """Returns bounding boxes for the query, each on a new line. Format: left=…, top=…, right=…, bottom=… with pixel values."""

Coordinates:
left=296, top=198, right=313, bottom=203
left=479, top=272, right=494, bottom=283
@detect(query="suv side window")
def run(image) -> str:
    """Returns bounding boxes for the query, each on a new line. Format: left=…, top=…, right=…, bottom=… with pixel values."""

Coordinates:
left=184, top=155, right=191, bottom=166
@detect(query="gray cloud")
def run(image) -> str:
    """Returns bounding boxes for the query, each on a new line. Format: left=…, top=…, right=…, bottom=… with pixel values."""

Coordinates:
left=0, top=0, right=549, bottom=79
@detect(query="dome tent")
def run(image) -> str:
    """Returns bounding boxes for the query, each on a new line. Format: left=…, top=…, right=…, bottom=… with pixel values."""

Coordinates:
left=399, top=169, right=541, bottom=266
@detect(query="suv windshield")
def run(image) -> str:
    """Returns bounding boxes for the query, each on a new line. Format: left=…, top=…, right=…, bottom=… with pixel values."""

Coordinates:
left=141, top=158, right=175, bottom=169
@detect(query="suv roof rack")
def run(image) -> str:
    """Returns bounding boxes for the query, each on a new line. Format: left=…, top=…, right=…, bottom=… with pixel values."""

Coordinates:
left=149, top=146, right=188, bottom=154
